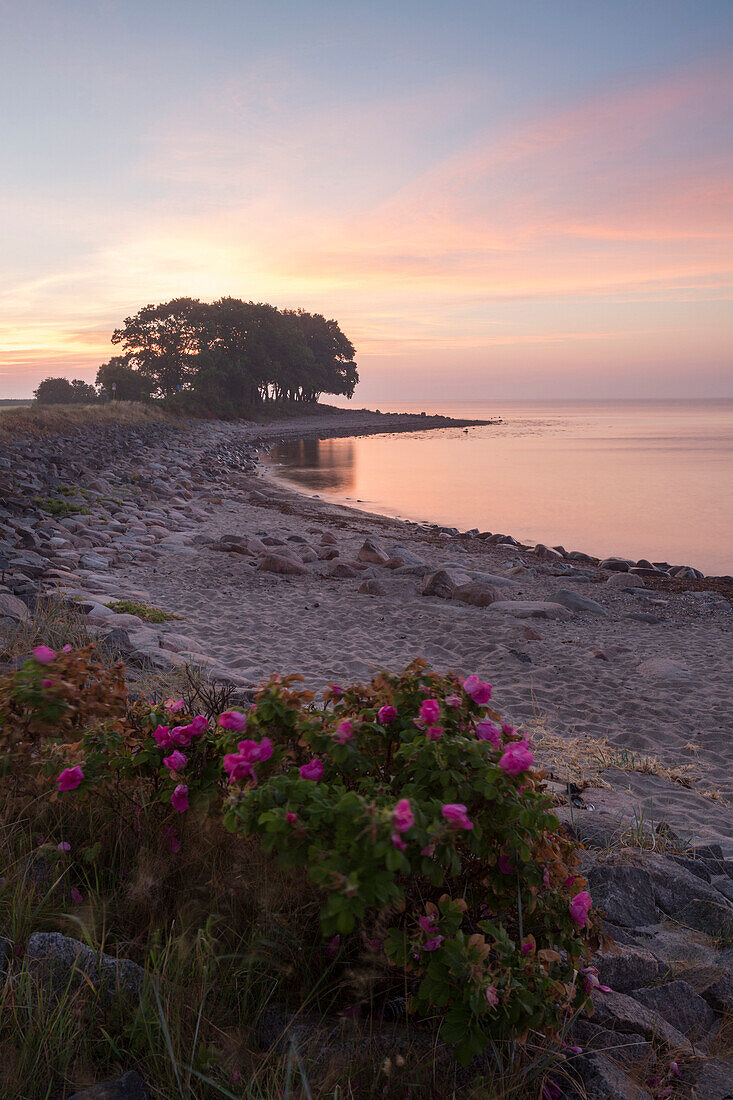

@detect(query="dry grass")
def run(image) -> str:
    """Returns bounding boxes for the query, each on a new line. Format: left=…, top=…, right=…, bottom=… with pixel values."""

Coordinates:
left=0, top=402, right=173, bottom=441
left=0, top=596, right=104, bottom=662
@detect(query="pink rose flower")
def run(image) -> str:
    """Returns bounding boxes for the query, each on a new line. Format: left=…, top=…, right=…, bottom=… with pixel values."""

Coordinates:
left=418, top=915, right=439, bottom=935
left=70, top=887, right=83, bottom=905
left=499, top=741, right=535, bottom=775
left=329, top=684, right=344, bottom=697
left=300, top=758, right=323, bottom=782
left=421, top=844, right=436, bottom=857
left=419, top=698, right=441, bottom=724
left=441, top=803, right=473, bottom=830
left=426, top=725, right=443, bottom=741
left=153, top=724, right=173, bottom=748
left=57, top=841, right=71, bottom=852
left=41, top=678, right=54, bottom=689
left=463, top=675, right=492, bottom=705
left=445, top=694, right=462, bottom=708
left=423, top=936, right=444, bottom=952
left=391, top=832, right=407, bottom=851
left=286, top=811, right=298, bottom=824
left=392, top=797, right=414, bottom=833
left=219, top=710, right=247, bottom=732
left=223, top=738, right=273, bottom=783
left=498, top=854, right=515, bottom=874
left=33, top=646, right=55, bottom=665
left=62, top=644, right=72, bottom=653
left=485, top=984, right=499, bottom=1007
left=377, top=705, right=397, bottom=724
left=188, top=716, right=209, bottom=735
left=569, top=890, right=592, bottom=928
left=476, top=720, right=501, bottom=746
left=165, top=698, right=185, bottom=713
left=171, top=784, right=189, bottom=813
left=57, top=766, right=84, bottom=792
left=334, top=720, right=353, bottom=744
left=326, top=934, right=341, bottom=957
left=163, top=750, right=187, bottom=772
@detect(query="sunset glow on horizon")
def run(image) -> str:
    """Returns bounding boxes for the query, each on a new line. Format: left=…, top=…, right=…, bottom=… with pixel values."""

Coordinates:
left=1, top=0, right=731, bottom=401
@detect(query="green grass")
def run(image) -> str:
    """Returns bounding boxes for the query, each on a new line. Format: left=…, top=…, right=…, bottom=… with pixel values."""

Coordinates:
left=106, top=601, right=181, bottom=624
left=34, top=497, right=91, bottom=518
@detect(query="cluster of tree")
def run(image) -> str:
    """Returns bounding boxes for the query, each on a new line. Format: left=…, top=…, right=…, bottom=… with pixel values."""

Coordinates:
left=34, top=297, right=358, bottom=415
left=105, top=297, right=358, bottom=412
left=34, top=377, right=100, bottom=405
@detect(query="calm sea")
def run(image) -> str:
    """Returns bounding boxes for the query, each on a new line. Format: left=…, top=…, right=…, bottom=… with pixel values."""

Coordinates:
left=267, top=400, right=733, bottom=576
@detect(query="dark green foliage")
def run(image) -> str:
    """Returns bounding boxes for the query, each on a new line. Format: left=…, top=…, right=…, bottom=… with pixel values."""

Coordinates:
left=109, top=297, right=358, bottom=410
left=34, top=377, right=99, bottom=405
left=96, top=357, right=154, bottom=402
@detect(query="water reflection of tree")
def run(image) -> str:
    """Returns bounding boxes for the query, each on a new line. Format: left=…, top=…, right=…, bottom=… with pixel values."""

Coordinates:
left=272, top=438, right=356, bottom=492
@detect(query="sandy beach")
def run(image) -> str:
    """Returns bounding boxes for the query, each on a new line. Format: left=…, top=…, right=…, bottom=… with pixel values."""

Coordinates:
left=4, top=410, right=729, bottom=854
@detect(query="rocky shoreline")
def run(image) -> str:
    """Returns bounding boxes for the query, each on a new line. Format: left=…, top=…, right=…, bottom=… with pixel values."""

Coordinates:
left=2, top=409, right=733, bottom=1096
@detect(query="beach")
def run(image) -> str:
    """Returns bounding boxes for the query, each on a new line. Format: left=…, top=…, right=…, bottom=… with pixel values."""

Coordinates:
left=3, top=408, right=732, bottom=854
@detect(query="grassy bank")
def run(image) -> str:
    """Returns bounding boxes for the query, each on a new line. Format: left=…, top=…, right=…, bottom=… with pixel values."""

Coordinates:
left=0, top=402, right=173, bottom=441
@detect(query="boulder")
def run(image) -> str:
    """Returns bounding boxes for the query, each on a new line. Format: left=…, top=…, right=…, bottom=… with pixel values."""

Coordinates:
left=678, top=899, right=733, bottom=942
left=328, top=562, right=359, bottom=579
left=68, top=1072, right=149, bottom=1100
left=631, top=980, right=716, bottom=1039
left=454, top=581, right=501, bottom=607
left=677, top=966, right=733, bottom=1014
left=550, top=589, right=608, bottom=616
left=533, top=543, right=564, bottom=561
left=257, top=555, right=310, bottom=576
left=565, top=1049, right=652, bottom=1099
left=26, top=932, right=144, bottom=998
left=588, top=988, right=692, bottom=1051
left=359, top=580, right=386, bottom=596
left=678, top=1058, right=733, bottom=1100
left=587, top=866, right=658, bottom=928
left=421, top=569, right=472, bottom=599
left=606, top=572, right=646, bottom=589
left=489, top=600, right=574, bottom=621
left=596, top=945, right=663, bottom=993
left=600, top=558, right=632, bottom=572
left=357, top=538, right=390, bottom=565
left=0, top=591, right=29, bottom=622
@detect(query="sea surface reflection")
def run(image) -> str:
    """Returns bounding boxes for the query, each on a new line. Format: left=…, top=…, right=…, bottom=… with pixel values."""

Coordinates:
left=266, top=401, right=733, bottom=575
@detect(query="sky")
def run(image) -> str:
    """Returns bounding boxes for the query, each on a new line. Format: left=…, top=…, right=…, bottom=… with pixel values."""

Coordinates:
left=0, top=0, right=732, bottom=402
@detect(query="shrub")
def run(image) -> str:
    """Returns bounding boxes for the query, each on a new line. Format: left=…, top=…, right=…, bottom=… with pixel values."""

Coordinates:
left=0, top=652, right=598, bottom=1068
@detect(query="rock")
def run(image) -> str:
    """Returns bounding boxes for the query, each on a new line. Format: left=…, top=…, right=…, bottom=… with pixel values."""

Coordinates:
left=600, top=558, right=632, bottom=572
left=421, top=569, right=472, bottom=599
left=533, top=543, right=564, bottom=561
left=100, top=627, right=135, bottom=657
left=489, top=600, right=574, bottom=621
left=388, top=545, right=424, bottom=566
left=571, top=1019, right=654, bottom=1067
left=550, top=589, right=608, bottom=616
left=317, top=547, right=340, bottom=561
left=320, top=533, right=338, bottom=546
left=588, top=988, right=692, bottom=1051
left=68, top=1071, right=149, bottom=1099
left=359, top=580, right=386, bottom=596
left=298, top=548, right=318, bottom=563
left=454, top=581, right=501, bottom=607
left=356, top=538, right=390, bottom=565
left=625, top=612, right=662, bottom=624
left=596, top=945, right=663, bottom=993
left=637, top=658, right=691, bottom=681
left=606, top=572, right=646, bottom=588
left=0, top=591, right=29, bottom=621
left=328, top=562, right=359, bottom=579
left=677, top=966, right=733, bottom=1014
left=565, top=1049, right=652, bottom=1099
left=678, top=899, right=733, bottom=942
left=586, top=866, right=658, bottom=928
left=631, top=980, right=716, bottom=1039
left=678, top=1058, right=733, bottom=1099
left=25, top=932, right=144, bottom=998
left=257, top=555, right=310, bottom=576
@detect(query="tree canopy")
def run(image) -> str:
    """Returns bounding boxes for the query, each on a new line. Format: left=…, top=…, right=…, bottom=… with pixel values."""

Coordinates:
left=34, top=378, right=99, bottom=405
left=110, top=297, right=358, bottom=409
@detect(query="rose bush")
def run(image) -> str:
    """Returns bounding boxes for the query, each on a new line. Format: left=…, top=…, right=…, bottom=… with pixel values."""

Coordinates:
left=222, top=661, right=599, bottom=1064
left=0, top=651, right=599, bottom=1066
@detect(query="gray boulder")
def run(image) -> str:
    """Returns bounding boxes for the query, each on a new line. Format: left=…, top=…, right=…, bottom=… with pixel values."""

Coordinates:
left=587, top=866, right=658, bottom=928
left=550, top=589, right=607, bottom=616
left=0, top=591, right=29, bottom=622
left=25, top=932, right=144, bottom=998
left=631, top=979, right=716, bottom=1039
left=68, top=1072, right=149, bottom=1099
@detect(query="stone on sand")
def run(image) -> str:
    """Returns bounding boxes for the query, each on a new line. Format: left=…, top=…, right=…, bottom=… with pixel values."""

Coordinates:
left=489, top=600, right=574, bottom=621
left=550, top=589, right=608, bottom=616
left=257, top=555, right=310, bottom=576
left=357, top=538, right=390, bottom=565
left=637, top=657, right=692, bottom=680
left=422, top=569, right=472, bottom=599
left=607, top=572, right=646, bottom=589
